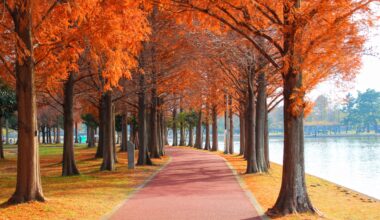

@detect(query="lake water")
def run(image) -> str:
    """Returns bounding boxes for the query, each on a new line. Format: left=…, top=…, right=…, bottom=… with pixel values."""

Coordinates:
left=173, top=135, right=380, bottom=200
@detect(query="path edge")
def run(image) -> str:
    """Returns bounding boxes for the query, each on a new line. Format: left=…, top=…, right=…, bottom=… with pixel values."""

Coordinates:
left=221, top=157, right=271, bottom=220
left=101, top=156, right=173, bottom=220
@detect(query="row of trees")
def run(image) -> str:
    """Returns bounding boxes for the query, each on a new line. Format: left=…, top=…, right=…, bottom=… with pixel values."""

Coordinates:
left=342, top=89, right=380, bottom=133
left=0, top=0, right=377, bottom=217
left=270, top=90, right=380, bottom=135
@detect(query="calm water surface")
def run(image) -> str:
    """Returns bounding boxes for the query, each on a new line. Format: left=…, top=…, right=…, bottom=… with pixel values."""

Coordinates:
left=207, top=135, right=380, bottom=200
left=268, top=137, right=380, bottom=200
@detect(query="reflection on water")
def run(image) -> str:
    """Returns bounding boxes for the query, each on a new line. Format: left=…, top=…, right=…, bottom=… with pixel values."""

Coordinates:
left=175, top=135, right=380, bottom=200
left=268, top=137, right=380, bottom=200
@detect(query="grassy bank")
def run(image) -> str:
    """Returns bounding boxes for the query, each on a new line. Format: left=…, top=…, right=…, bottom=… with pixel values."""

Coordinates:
left=0, top=144, right=168, bottom=220
left=219, top=153, right=380, bottom=220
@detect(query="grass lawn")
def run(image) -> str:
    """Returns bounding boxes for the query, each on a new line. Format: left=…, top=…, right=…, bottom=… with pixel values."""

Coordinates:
left=219, top=153, right=380, bottom=220
left=0, top=144, right=168, bottom=220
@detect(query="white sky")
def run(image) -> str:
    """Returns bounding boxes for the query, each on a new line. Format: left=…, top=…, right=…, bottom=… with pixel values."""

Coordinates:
left=310, top=22, right=380, bottom=103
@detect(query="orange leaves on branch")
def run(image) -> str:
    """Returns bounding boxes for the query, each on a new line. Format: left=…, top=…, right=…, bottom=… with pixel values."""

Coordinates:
left=289, top=86, right=306, bottom=117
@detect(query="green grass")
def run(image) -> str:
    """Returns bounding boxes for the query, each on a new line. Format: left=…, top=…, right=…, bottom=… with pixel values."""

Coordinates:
left=0, top=146, right=168, bottom=220
left=3, top=144, right=88, bottom=157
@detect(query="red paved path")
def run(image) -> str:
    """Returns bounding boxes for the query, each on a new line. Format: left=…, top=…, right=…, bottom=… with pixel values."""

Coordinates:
left=110, top=147, right=262, bottom=220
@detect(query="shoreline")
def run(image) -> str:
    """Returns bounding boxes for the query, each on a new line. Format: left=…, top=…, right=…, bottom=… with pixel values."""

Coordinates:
left=270, top=161, right=380, bottom=202
left=215, top=151, right=380, bottom=220
left=269, top=133, right=380, bottom=138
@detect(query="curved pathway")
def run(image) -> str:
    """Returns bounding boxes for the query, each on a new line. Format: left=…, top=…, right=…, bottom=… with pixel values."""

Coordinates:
left=110, top=147, right=262, bottom=220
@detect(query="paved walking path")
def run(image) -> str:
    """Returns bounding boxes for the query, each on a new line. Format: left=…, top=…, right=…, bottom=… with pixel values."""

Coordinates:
left=110, top=147, right=262, bottom=220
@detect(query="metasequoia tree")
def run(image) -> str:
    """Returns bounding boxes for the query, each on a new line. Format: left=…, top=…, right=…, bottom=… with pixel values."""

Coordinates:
left=162, top=0, right=377, bottom=215
left=0, top=0, right=78, bottom=204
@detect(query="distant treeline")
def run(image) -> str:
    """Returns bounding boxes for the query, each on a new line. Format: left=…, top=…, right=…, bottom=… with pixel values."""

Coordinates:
left=269, top=89, right=380, bottom=135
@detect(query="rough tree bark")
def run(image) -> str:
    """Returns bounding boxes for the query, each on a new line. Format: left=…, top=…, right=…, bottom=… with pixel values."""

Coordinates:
left=224, top=94, right=230, bottom=154
left=229, top=98, right=234, bottom=154
left=112, top=105, right=118, bottom=163
left=95, top=98, right=104, bottom=158
left=100, top=91, right=115, bottom=171
left=204, top=120, right=211, bottom=150
left=46, top=127, right=49, bottom=144
left=194, top=110, right=203, bottom=149
left=149, top=90, right=160, bottom=158
left=5, top=118, right=9, bottom=144
left=172, top=108, right=177, bottom=146
left=38, top=129, right=41, bottom=144
left=179, top=107, right=186, bottom=146
left=62, top=73, right=80, bottom=176
left=255, top=72, right=268, bottom=173
left=268, top=0, right=316, bottom=215
left=52, top=126, right=56, bottom=143
left=87, top=126, right=96, bottom=148
left=137, top=73, right=152, bottom=166
left=41, top=126, right=46, bottom=144
left=264, top=93, right=270, bottom=168
left=74, top=122, right=79, bottom=143
left=211, top=105, right=218, bottom=151
left=158, top=98, right=165, bottom=156
left=239, top=111, right=245, bottom=156
left=8, top=1, right=45, bottom=203
left=0, top=116, right=4, bottom=159
left=158, top=109, right=165, bottom=156
left=246, top=66, right=258, bottom=173
left=188, top=125, right=194, bottom=147
left=120, top=114, right=128, bottom=152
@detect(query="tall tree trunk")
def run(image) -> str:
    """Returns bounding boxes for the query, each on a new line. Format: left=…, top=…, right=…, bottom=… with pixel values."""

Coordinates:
left=264, top=96, right=270, bottom=168
left=112, top=105, right=118, bottom=163
left=137, top=74, right=152, bottom=166
left=194, top=110, right=203, bottom=149
left=146, top=110, right=151, bottom=152
left=74, top=122, right=79, bottom=143
left=0, top=116, right=4, bottom=159
left=204, top=121, right=211, bottom=150
left=42, top=126, right=46, bottom=144
left=37, top=127, right=42, bottom=144
left=179, top=108, right=186, bottom=146
left=9, top=2, right=45, bottom=203
left=158, top=109, right=165, bottom=156
left=100, top=92, right=115, bottom=171
left=164, top=126, right=169, bottom=145
left=158, top=98, right=165, bottom=156
left=211, top=105, right=218, bottom=151
left=96, top=98, right=104, bottom=158
left=52, top=126, right=56, bottom=144
left=224, top=95, right=230, bottom=154
left=48, top=127, right=51, bottom=144
left=46, top=127, right=49, bottom=144
left=132, top=119, right=139, bottom=149
left=149, top=92, right=160, bottom=158
left=246, top=67, right=258, bottom=173
left=86, top=125, right=89, bottom=144
left=120, top=114, right=128, bottom=152
left=62, top=73, right=80, bottom=176
left=5, top=118, right=9, bottom=144
left=255, top=72, right=268, bottom=173
left=56, top=118, right=61, bottom=144
left=229, top=98, right=234, bottom=154
left=239, top=111, right=245, bottom=156
left=268, top=1, right=315, bottom=215
left=188, top=125, right=194, bottom=147
left=88, top=126, right=96, bottom=148
left=172, top=108, right=177, bottom=146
